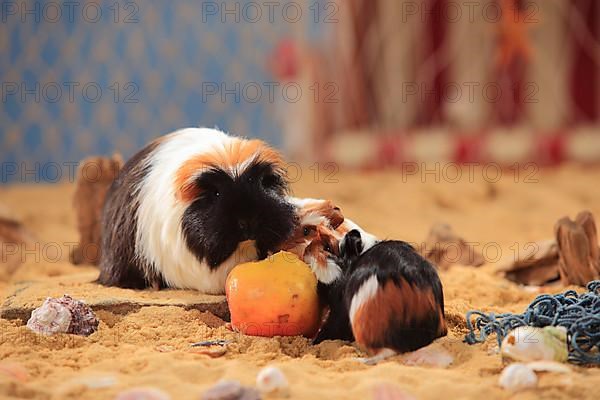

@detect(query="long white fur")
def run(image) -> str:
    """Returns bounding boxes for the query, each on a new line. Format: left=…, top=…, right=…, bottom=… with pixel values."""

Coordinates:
left=348, top=274, right=379, bottom=324
left=134, top=127, right=260, bottom=294
left=304, top=253, right=342, bottom=284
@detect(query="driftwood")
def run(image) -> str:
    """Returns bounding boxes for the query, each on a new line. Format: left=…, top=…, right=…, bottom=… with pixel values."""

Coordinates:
left=70, top=155, right=122, bottom=265
left=555, top=210, right=600, bottom=286
left=0, top=204, right=36, bottom=277
left=501, top=211, right=600, bottom=286
left=500, top=239, right=560, bottom=286
left=420, top=223, right=485, bottom=269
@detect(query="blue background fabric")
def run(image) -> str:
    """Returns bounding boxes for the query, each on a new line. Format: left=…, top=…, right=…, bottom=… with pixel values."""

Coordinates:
left=0, top=0, right=327, bottom=182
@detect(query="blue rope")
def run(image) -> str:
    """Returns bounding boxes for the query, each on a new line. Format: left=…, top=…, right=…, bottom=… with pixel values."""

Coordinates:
left=464, top=280, right=600, bottom=365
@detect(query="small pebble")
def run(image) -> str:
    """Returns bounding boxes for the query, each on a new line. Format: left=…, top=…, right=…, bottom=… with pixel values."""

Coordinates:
left=190, top=347, right=228, bottom=358
left=155, top=345, right=175, bottom=353
left=499, top=363, right=538, bottom=391
left=115, top=387, right=171, bottom=400
left=0, top=362, right=29, bottom=383
left=400, top=345, right=453, bottom=368
left=373, top=383, right=416, bottom=400
left=78, top=375, right=118, bottom=389
left=201, top=380, right=261, bottom=400
left=256, top=366, right=288, bottom=395
left=527, top=361, right=571, bottom=374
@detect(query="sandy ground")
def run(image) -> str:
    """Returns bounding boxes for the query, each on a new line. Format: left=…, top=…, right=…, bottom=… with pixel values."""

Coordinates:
left=1, top=164, right=600, bottom=399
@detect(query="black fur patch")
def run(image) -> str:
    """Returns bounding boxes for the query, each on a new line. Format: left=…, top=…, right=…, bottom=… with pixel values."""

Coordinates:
left=99, top=148, right=297, bottom=290
left=181, top=160, right=297, bottom=269
left=314, top=233, right=447, bottom=351
left=344, top=240, right=446, bottom=352
left=98, top=139, right=165, bottom=289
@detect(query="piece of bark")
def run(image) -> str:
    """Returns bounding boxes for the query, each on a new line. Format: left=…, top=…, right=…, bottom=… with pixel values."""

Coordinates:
left=421, top=223, right=485, bottom=269
left=70, top=155, right=123, bottom=265
left=0, top=204, right=36, bottom=277
left=555, top=211, right=600, bottom=286
left=500, top=239, right=560, bottom=285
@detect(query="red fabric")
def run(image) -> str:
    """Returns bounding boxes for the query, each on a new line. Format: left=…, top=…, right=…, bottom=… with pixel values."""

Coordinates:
left=418, top=0, right=448, bottom=125
left=570, top=0, right=599, bottom=122
left=323, top=131, right=584, bottom=167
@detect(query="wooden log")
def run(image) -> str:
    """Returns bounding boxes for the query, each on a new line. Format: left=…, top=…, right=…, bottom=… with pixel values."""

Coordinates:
left=70, top=155, right=122, bottom=265
left=499, top=239, right=560, bottom=286
left=420, top=223, right=485, bottom=269
left=0, top=204, right=36, bottom=278
left=555, top=211, right=600, bottom=286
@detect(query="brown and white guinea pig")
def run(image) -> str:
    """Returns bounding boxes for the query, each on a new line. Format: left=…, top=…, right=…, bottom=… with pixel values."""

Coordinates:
left=281, top=197, right=378, bottom=284
left=314, top=230, right=448, bottom=364
left=98, top=128, right=297, bottom=293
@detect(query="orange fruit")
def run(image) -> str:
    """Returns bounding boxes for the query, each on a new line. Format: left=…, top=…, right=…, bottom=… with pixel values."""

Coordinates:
left=226, top=251, right=320, bottom=337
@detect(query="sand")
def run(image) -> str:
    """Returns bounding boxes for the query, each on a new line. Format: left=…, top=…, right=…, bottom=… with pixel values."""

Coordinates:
left=1, top=164, right=600, bottom=400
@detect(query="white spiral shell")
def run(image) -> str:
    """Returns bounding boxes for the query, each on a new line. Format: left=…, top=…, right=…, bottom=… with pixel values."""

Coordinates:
left=26, top=298, right=72, bottom=335
left=26, top=295, right=99, bottom=336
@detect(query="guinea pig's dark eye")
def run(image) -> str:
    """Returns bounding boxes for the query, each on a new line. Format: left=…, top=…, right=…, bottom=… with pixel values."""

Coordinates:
left=303, top=227, right=310, bottom=236
left=324, top=243, right=332, bottom=253
left=201, top=185, right=220, bottom=203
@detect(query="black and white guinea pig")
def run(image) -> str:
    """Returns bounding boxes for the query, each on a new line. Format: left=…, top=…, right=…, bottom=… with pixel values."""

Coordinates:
left=98, top=128, right=297, bottom=293
left=314, top=230, right=448, bottom=364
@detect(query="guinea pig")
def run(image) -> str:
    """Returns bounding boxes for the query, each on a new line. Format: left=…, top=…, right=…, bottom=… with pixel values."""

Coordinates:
left=282, top=197, right=378, bottom=284
left=98, top=127, right=298, bottom=293
left=313, top=230, right=448, bottom=365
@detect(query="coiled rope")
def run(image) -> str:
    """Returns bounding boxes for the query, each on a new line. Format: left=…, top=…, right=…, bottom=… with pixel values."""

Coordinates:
left=464, top=280, right=600, bottom=365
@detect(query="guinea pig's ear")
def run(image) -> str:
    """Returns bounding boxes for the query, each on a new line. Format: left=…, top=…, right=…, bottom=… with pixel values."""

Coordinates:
left=341, top=229, right=363, bottom=259
left=318, top=200, right=344, bottom=229
left=327, top=206, right=344, bottom=229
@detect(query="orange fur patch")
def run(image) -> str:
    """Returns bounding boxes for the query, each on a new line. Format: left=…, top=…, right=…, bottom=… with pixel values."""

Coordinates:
left=351, top=280, right=446, bottom=354
left=300, top=200, right=344, bottom=229
left=279, top=225, right=319, bottom=258
left=174, top=138, right=284, bottom=202
left=290, top=224, right=341, bottom=270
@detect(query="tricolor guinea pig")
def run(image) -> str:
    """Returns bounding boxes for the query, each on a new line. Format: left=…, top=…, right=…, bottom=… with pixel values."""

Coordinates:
left=98, top=128, right=297, bottom=293
left=281, top=197, right=378, bottom=284
left=314, top=230, right=448, bottom=365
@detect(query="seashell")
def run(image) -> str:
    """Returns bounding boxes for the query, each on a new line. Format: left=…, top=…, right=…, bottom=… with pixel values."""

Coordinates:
left=201, top=380, right=261, bottom=400
left=114, top=387, right=171, bottom=400
left=26, top=298, right=72, bottom=335
left=499, top=363, right=538, bottom=391
left=399, top=344, right=453, bottom=368
left=26, top=295, right=99, bottom=336
left=526, top=361, right=571, bottom=374
left=501, top=326, right=568, bottom=363
left=256, top=366, right=289, bottom=395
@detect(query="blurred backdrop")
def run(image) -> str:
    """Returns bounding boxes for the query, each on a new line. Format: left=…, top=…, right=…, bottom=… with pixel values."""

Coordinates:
left=1, top=0, right=600, bottom=182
